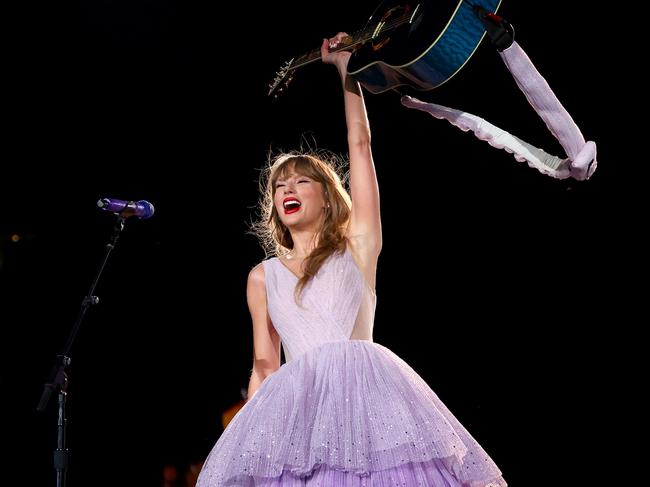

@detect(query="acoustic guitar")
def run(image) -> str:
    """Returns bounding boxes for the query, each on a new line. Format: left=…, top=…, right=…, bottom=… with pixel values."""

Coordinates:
left=269, top=0, right=502, bottom=97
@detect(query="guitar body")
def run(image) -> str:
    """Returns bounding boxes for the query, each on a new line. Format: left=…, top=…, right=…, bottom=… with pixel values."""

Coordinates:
left=348, top=0, right=502, bottom=93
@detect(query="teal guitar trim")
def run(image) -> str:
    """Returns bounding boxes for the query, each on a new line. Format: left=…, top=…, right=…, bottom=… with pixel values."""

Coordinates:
left=349, top=0, right=502, bottom=94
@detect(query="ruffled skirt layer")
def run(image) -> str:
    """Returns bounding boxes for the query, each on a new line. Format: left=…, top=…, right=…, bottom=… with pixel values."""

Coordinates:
left=197, top=340, right=505, bottom=487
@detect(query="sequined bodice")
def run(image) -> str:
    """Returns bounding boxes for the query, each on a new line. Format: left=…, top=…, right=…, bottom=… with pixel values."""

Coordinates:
left=262, top=248, right=376, bottom=362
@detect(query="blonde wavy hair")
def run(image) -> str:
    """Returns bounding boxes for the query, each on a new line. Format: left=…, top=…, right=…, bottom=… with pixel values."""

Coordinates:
left=251, top=151, right=352, bottom=300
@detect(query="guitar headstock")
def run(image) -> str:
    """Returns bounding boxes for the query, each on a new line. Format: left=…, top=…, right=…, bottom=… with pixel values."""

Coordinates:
left=268, top=58, right=295, bottom=99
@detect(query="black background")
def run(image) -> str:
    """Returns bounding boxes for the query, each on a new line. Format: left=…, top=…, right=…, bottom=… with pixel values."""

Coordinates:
left=1, top=1, right=634, bottom=486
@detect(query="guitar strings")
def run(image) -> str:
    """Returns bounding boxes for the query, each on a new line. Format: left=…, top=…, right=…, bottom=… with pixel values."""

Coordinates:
left=292, top=13, right=413, bottom=68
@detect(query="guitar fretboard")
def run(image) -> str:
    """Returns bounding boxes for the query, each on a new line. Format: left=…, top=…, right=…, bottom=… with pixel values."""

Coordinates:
left=288, top=11, right=413, bottom=71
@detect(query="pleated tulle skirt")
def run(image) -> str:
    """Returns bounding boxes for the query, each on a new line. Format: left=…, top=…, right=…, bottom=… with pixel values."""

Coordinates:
left=196, top=340, right=506, bottom=487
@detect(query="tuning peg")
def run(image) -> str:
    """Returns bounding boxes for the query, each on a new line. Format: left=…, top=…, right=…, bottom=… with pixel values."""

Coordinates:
left=268, top=58, right=295, bottom=98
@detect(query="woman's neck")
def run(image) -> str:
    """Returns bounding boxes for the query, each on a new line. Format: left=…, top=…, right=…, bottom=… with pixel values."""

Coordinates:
left=287, top=232, right=318, bottom=259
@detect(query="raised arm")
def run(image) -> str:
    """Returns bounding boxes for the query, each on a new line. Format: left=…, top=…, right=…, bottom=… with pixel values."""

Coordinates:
left=246, top=263, right=281, bottom=402
left=321, top=34, right=381, bottom=277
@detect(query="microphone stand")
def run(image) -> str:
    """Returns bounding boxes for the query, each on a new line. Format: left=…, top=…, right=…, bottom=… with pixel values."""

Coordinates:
left=36, top=215, right=127, bottom=487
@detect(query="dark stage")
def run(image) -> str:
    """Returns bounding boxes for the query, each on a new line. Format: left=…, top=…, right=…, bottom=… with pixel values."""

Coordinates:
left=1, top=1, right=630, bottom=486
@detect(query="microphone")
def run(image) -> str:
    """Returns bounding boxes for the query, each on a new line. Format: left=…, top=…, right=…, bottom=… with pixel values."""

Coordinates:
left=97, top=198, right=155, bottom=219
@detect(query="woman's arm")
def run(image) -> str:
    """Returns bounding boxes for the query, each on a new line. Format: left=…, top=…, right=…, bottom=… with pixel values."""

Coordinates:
left=246, top=263, right=281, bottom=401
left=322, top=35, right=381, bottom=277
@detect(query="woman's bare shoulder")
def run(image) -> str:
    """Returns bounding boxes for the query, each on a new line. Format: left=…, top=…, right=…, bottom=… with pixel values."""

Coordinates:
left=248, top=261, right=266, bottom=286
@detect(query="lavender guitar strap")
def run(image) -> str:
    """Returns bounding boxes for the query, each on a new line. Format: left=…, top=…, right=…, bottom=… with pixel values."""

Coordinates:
left=401, top=40, right=597, bottom=181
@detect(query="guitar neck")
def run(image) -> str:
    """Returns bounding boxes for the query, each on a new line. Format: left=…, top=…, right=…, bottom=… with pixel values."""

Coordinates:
left=288, top=13, right=406, bottom=71
left=269, top=6, right=415, bottom=97
left=288, top=29, right=370, bottom=71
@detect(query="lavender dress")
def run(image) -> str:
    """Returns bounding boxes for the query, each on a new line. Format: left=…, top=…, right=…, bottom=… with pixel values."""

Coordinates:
left=197, top=248, right=506, bottom=486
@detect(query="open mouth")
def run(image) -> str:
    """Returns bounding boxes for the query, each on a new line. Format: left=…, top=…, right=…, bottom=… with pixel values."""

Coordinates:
left=283, top=198, right=301, bottom=214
